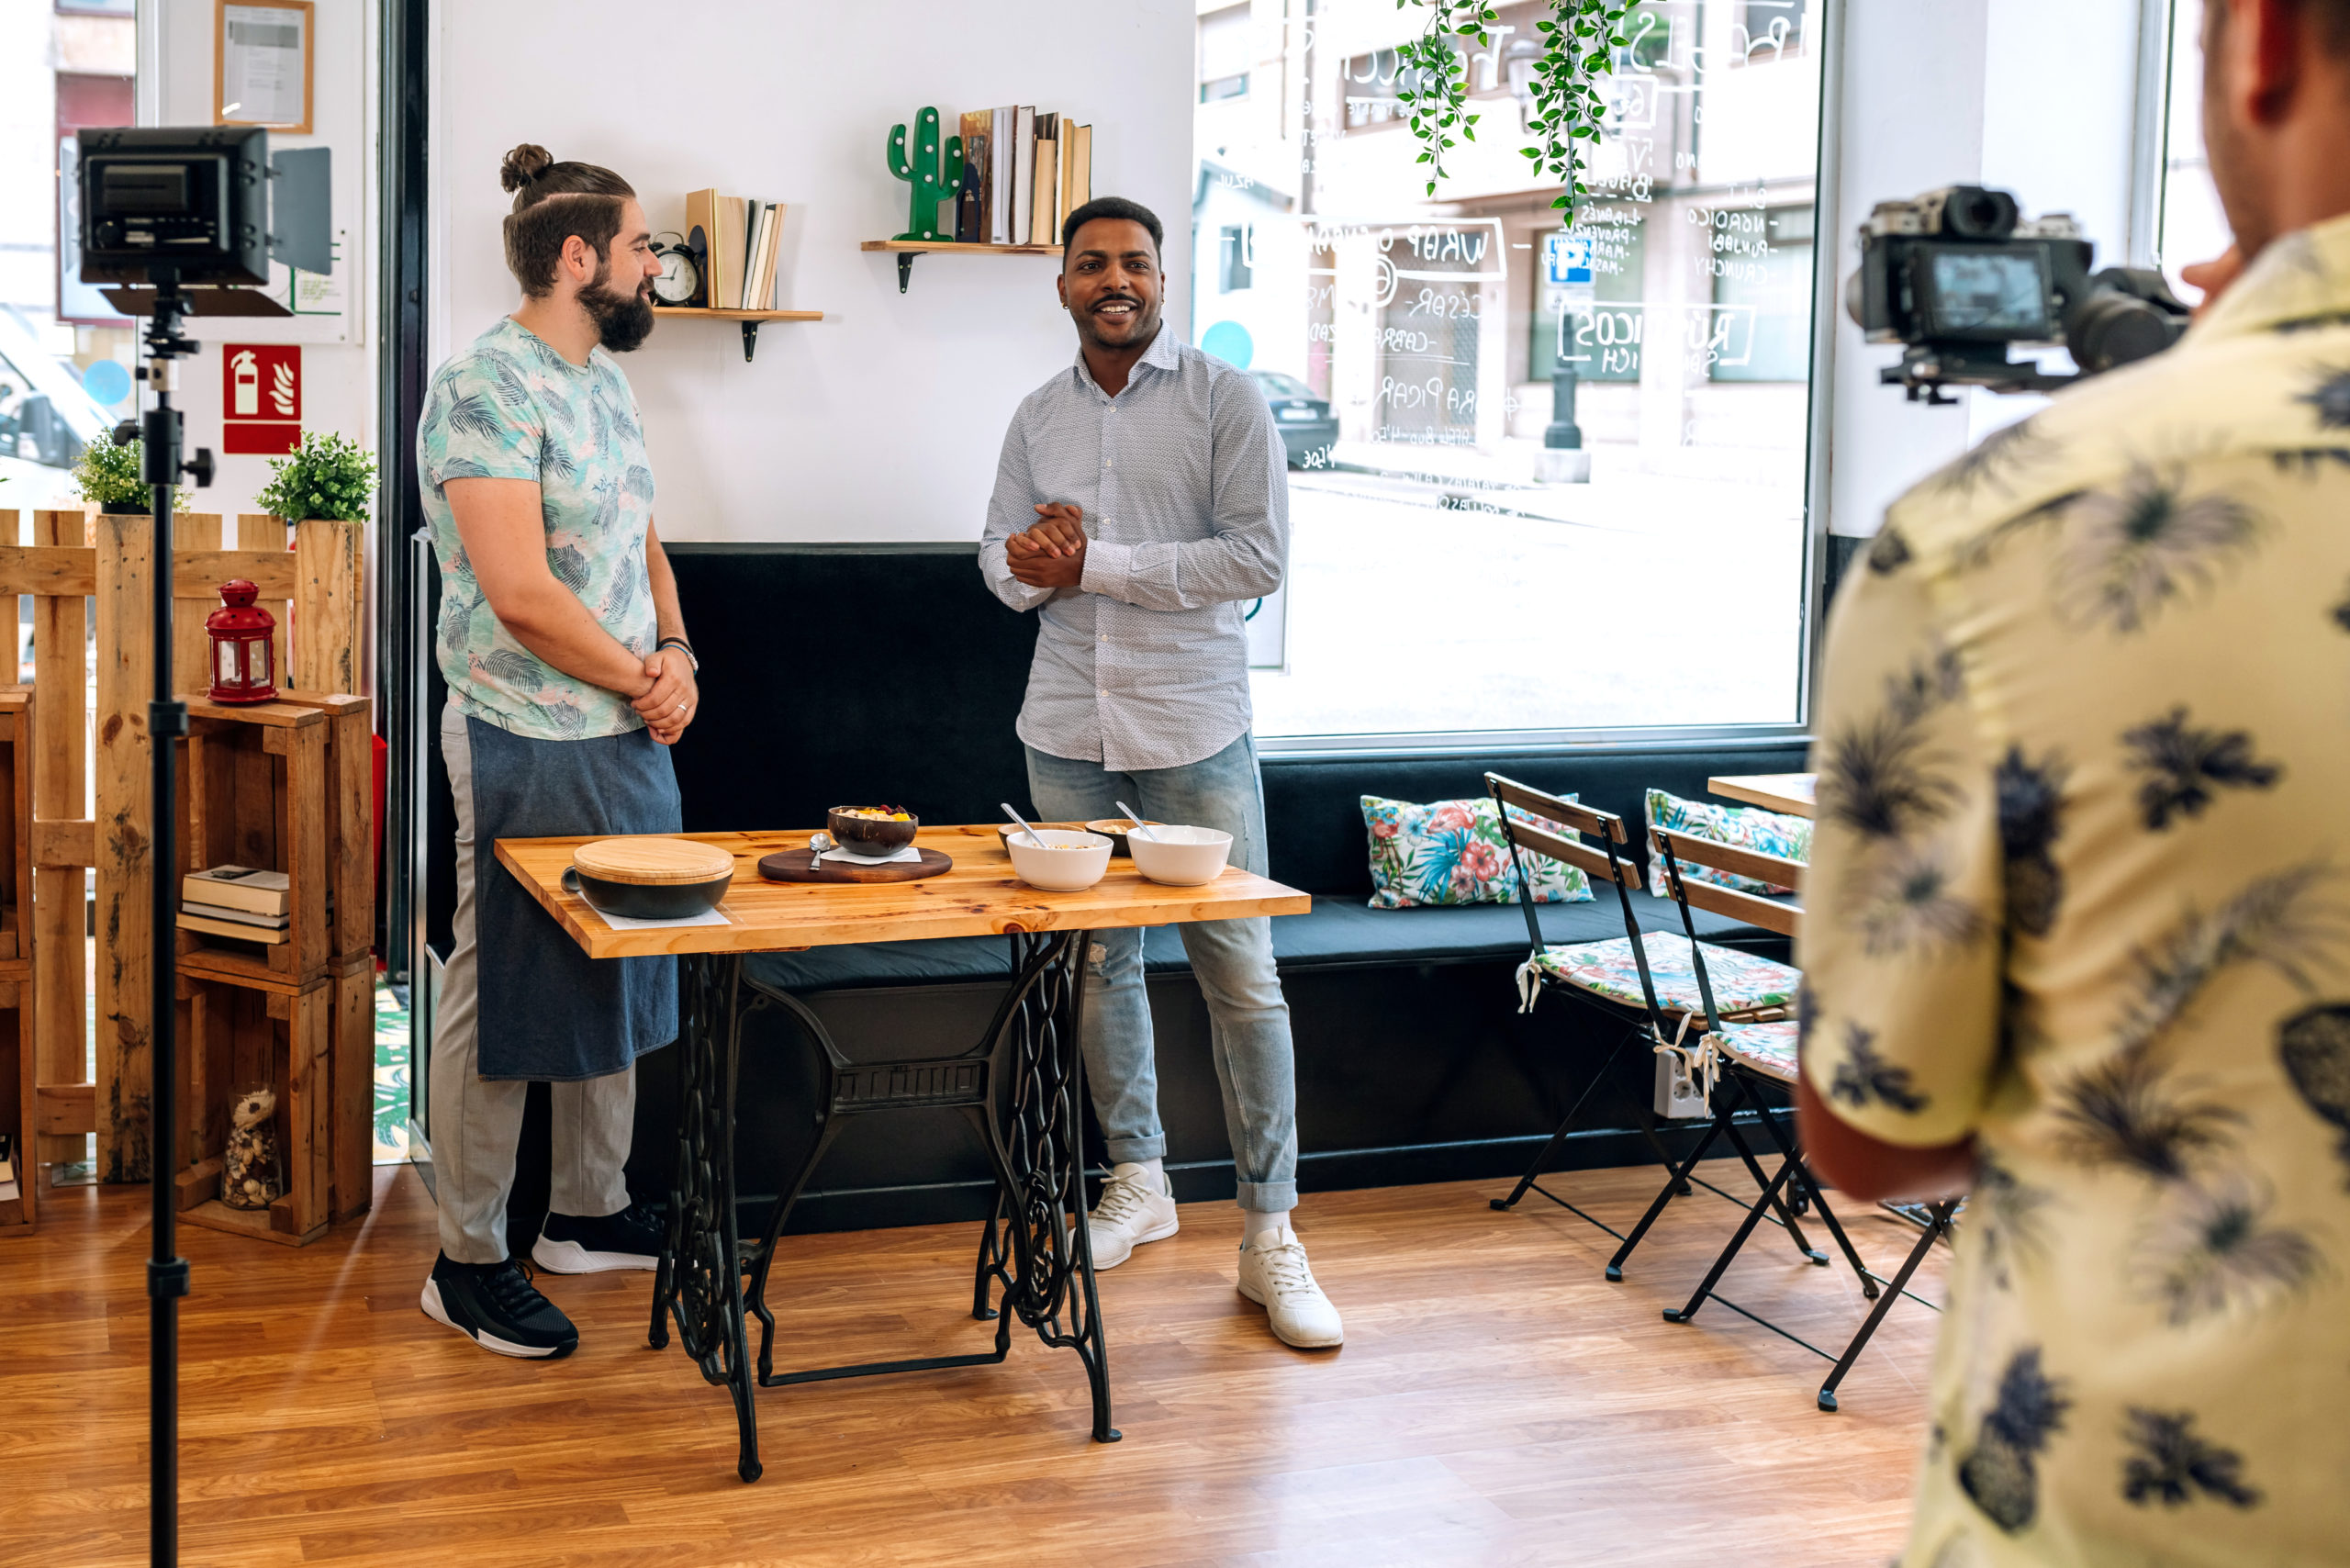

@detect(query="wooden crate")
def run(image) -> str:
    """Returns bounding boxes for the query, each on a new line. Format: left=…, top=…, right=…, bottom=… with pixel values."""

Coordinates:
left=171, top=956, right=375, bottom=1245
left=278, top=693, right=374, bottom=967
left=0, top=972, right=33, bottom=1229
left=330, top=955, right=375, bottom=1224
left=173, top=966, right=332, bottom=1247
left=172, top=698, right=331, bottom=987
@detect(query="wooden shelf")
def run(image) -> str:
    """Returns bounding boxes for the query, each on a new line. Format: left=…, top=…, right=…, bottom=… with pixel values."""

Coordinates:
left=648, top=307, right=823, bottom=362
left=860, top=240, right=1059, bottom=293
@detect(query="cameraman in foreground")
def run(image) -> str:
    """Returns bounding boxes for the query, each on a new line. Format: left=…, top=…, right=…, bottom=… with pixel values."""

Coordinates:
left=1797, top=2, right=2350, bottom=1562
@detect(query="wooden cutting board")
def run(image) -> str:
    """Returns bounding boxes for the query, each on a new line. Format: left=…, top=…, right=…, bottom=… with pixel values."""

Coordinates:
left=756, top=848, right=954, bottom=885
left=573, top=836, right=737, bottom=885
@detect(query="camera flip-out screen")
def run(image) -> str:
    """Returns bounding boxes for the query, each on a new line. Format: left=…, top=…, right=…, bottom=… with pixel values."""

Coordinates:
left=1919, top=247, right=2054, bottom=341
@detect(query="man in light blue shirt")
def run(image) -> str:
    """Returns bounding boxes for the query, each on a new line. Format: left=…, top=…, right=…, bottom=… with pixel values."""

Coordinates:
left=980, top=196, right=1340, bottom=1350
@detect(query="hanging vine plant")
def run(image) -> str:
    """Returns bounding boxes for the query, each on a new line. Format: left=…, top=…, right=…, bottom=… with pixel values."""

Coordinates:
left=1395, top=0, right=1633, bottom=216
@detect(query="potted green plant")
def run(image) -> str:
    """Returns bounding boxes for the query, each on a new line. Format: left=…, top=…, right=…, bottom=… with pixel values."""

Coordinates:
left=72, top=431, right=191, bottom=515
left=255, top=431, right=376, bottom=527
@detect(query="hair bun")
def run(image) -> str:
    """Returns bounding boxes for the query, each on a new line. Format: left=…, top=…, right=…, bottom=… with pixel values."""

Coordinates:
left=499, top=143, right=555, bottom=194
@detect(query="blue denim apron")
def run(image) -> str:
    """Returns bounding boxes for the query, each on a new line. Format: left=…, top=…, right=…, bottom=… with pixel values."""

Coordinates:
left=467, top=715, right=681, bottom=1081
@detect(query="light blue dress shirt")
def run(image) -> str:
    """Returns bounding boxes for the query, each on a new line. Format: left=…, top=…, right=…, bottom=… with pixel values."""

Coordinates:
left=979, top=328, right=1290, bottom=773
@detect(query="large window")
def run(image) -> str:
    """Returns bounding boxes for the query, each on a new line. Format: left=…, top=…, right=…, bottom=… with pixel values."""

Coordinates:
left=2, top=5, right=140, bottom=516
left=2155, top=0, right=2228, bottom=299
left=1193, top=0, right=1828, bottom=744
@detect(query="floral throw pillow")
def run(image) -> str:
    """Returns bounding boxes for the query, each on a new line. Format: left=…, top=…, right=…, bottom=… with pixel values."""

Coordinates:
left=1363, top=795, right=1595, bottom=908
left=1644, top=787, right=1810, bottom=898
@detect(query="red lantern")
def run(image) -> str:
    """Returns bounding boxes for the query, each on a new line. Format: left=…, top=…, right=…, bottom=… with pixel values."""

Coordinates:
left=206, top=579, right=277, bottom=703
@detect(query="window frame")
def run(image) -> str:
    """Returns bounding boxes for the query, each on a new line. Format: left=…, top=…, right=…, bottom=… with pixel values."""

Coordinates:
left=1251, top=0, right=1850, bottom=757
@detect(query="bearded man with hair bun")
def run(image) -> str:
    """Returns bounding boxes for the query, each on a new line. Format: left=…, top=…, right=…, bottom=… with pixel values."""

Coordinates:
left=411, top=143, right=699, bottom=1359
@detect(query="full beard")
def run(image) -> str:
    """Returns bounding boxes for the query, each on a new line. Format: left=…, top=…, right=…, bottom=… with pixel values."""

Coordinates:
left=583, top=264, right=656, bottom=353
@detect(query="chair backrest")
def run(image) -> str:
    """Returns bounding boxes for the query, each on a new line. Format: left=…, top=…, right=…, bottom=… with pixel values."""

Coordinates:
left=1647, top=827, right=1805, bottom=939
left=1486, top=772, right=1676, bottom=1032
left=1650, top=824, right=1805, bottom=1035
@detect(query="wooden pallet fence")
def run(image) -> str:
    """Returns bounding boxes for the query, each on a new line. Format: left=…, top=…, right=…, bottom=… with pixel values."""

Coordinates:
left=0, top=971, right=33, bottom=1229
left=0, top=509, right=364, bottom=1189
left=0, top=689, right=35, bottom=1227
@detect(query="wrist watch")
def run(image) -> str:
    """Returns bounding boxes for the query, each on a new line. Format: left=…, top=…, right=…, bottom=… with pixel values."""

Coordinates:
left=657, top=636, right=699, bottom=673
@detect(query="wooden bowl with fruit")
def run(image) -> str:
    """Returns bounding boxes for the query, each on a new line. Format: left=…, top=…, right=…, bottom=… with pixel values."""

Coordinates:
left=827, top=805, right=919, bottom=857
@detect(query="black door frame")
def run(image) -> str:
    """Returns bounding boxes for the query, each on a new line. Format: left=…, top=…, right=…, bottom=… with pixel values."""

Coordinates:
left=377, top=0, right=430, bottom=1128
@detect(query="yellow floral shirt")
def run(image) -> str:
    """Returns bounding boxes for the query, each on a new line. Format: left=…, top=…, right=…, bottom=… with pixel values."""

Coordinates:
left=1799, top=212, right=2350, bottom=1568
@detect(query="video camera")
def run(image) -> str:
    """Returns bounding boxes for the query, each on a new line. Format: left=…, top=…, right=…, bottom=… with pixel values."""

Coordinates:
left=1846, top=185, right=2189, bottom=403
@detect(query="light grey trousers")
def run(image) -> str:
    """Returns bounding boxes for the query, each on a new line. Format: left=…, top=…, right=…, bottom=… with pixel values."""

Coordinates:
left=429, top=702, right=634, bottom=1265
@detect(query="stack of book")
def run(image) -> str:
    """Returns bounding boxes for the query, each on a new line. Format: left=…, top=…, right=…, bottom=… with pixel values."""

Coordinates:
left=180, top=864, right=292, bottom=946
left=0, top=1133, right=18, bottom=1207
left=681, top=190, right=789, bottom=309
left=956, top=109, right=1091, bottom=247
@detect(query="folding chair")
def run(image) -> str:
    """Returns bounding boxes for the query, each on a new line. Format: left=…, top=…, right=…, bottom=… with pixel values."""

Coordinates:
left=1483, top=775, right=1807, bottom=1251
left=1630, top=825, right=1953, bottom=1410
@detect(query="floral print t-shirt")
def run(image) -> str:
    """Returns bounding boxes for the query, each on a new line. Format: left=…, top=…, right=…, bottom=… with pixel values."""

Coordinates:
left=417, top=316, right=658, bottom=739
left=1799, top=213, right=2350, bottom=1567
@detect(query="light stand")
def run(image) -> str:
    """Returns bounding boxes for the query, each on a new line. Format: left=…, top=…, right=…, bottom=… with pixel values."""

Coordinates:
left=129, top=265, right=213, bottom=1568
left=76, top=126, right=323, bottom=1568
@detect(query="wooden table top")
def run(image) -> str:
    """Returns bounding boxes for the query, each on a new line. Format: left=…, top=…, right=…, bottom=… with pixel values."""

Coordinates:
left=496, top=824, right=1314, bottom=960
left=1707, top=773, right=1818, bottom=819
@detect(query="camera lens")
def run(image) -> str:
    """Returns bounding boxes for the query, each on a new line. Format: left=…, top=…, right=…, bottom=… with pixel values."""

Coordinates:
left=2073, top=296, right=2178, bottom=373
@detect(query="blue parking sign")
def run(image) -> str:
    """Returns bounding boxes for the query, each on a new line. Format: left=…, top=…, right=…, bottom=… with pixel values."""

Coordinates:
left=1543, top=231, right=1594, bottom=286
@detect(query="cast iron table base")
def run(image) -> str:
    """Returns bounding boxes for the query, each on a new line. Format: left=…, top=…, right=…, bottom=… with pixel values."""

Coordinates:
left=647, top=931, right=1119, bottom=1483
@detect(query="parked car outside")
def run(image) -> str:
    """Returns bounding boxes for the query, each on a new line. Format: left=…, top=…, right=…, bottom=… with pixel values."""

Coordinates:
left=1248, top=369, right=1337, bottom=470
left=0, top=307, right=114, bottom=508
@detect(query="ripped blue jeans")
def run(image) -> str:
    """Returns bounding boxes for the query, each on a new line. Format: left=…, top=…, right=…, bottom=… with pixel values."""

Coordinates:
left=1024, top=734, right=1299, bottom=1214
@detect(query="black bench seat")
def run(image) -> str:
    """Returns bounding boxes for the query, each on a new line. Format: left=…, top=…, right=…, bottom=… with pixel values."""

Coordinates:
left=743, top=889, right=1775, bottom=993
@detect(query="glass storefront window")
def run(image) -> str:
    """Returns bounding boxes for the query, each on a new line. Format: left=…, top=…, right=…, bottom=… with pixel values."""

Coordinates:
left=1194, top=0, right=1828, bottom=744
left=2, top=8, right=140, bottom=516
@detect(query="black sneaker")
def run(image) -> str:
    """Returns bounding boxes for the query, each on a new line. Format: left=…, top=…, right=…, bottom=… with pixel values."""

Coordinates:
left=532, top=1200, right=666, bottom=1274
left=420, top=1253, right=578, bottom=1360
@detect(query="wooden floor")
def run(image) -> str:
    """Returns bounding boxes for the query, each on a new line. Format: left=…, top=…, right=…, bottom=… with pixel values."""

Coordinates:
left=1, top=1161, right=1946, bottom=1567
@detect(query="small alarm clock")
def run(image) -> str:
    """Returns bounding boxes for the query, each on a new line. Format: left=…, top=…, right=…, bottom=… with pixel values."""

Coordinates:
left=650, top=230, right=702, bottom=308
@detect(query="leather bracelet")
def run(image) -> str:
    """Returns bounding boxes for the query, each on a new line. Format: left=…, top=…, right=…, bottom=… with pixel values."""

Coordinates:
left=656, top=636, right=699, bottom=673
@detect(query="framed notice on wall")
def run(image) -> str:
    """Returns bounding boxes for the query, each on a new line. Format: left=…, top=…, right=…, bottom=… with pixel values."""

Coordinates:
left=215, top=0, right=313, bottom=135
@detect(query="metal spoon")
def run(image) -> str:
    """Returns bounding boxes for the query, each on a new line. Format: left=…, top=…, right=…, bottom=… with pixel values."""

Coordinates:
left=1001, top=802, right=1044, bottom=848
left=1116, top=801, right=1158, bottom=843
left=809, top=830, right=835, bottom=864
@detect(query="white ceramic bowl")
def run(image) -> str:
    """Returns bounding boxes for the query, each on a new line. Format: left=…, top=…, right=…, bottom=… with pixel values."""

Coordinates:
left=1006, top=828, right=1113, bottom=891
left=1127, top=824, right=1234, bottom=886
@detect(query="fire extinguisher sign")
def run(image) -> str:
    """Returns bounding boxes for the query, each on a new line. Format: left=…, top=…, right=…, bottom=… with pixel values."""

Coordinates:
left=221, top=343, right=301, bottom=455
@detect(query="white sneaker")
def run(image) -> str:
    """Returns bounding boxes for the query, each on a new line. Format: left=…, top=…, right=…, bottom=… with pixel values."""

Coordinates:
left=1084, top=1162, right=1179, bottom=1269
left=1237, top=1226, right=1344, bottom=1349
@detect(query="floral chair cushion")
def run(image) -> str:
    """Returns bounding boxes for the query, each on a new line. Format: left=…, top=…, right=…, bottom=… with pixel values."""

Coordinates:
left=1515, top=931, right=1801, bottom=1016
left=1644, top=788, right=1810, bottom=899
left=1707, top=1019, right=1802, bottom=1084
left=1363, top=794, right=1594, bottom=909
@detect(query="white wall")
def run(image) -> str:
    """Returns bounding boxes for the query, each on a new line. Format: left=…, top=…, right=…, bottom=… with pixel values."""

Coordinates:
left=432, top=0, right=1193, bottom=543
left=1824, top=0, right=2156, bottom=538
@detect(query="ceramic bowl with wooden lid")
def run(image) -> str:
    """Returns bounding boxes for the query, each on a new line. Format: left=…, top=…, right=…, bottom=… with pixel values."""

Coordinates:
left=563, top=837, right=735, bottom=920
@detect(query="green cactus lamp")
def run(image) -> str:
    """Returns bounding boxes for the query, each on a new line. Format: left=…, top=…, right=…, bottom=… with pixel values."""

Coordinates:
left=887, top=106, right=965, bottom=243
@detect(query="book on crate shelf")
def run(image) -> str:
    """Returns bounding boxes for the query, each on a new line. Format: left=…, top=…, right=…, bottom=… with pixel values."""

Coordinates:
left=0, top=1132, right=18, bottom=1204
left=957, top=106, right=1091, bottom=247
left=178, top=864, right=322, bottom=946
